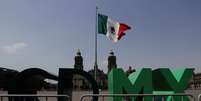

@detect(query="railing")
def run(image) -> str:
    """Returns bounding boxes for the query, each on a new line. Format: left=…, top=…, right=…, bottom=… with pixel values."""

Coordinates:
left=0, top=93, right=196, bottom=101
left=80, top=94, right=195, bottom=101
left=0, top=94, right=70, bottom=101
left=197, top=94, right=201, bottom=101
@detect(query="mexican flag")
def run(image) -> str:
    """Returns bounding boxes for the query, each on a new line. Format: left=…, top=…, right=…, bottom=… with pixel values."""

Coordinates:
left=98, top=14, right=131, bottom=42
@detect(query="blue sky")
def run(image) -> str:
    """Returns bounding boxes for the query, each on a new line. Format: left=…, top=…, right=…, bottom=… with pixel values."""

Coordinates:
left=0, top=0, right=201, bottom=74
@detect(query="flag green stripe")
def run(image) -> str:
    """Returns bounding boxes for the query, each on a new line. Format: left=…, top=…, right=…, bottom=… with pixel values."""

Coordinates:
left=98, top=14, right=108, bottom=35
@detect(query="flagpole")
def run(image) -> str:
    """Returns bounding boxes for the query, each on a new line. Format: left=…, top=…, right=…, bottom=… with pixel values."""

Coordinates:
left=94, top=6, right=98, bottom=81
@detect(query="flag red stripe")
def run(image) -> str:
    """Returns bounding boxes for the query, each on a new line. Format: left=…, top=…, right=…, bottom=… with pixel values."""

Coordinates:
left=117, top=23, right=131, bottom=40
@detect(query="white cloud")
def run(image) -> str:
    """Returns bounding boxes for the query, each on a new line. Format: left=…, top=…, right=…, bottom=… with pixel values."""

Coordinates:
left=1, top=42, right=28, bottom=54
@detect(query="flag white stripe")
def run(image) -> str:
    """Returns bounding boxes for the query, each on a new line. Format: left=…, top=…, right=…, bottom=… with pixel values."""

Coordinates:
left=106, top=17, right=120, bottom=42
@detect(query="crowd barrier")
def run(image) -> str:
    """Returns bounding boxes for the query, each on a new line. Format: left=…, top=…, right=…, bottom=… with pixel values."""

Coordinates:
left=0, top=94, right=70, bottom=101
left=0, top=93, right=197, bottom=101
left=80, top=94, right=195, bottom=101
left=197, top=94, right=201, bottom=101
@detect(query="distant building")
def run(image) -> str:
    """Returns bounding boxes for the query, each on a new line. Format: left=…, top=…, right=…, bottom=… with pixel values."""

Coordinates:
left=88, top=69, right=108, bottom=89
left=72, top=74, right=88, bottom=90
left=72, top=50, right=108, bottom=90
left=107, top=50, right=117, bottom=74
left=72, top=69, right=108, bottom=90
left=72, top=50, right=86, bottom=90
left=74, top=49, right=83, bottom=70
